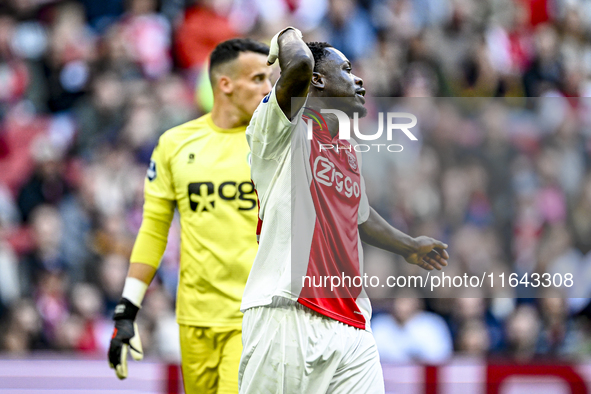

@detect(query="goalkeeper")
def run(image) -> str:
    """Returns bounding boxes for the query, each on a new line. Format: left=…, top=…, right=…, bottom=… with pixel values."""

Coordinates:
left=108, top=38, right=272, bottom=394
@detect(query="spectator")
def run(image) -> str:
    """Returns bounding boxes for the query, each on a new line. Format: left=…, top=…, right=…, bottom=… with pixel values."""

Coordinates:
left=456, top=320, right=491, bottom=356
left=538, top=296, right=579, bottom=356
left=98, top=253, right=128, bottom=317
left=322, top=0, right=376, bottom=62
left=17, top=138, right=70, bottom=223
left=34, top=270, right=69, bottom=346
left=504, top=304, right=542, bottom=361
left=0, top=233, right=19, bottom=318
left=450, top=297, right=503, bottom=352
left=119, top=0, right=172, bottom=79
left=42, top=1, right=95, bottom=113
left=65, top=282, right=110, bottom=353
left=174, top=0, right=237, bottom=70
left=72, top=71, right=127, bottom=159
left=1, top=298, right=48, bottom=352
left=372, top=297, right=453, bottom=364
left=20, top=204, right=68, bottom=292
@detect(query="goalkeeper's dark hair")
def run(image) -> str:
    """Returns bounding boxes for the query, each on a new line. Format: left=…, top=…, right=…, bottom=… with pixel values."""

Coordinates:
left=306, top=42, right=333, bottom=72
left=209, top=38, right=270, bottom=79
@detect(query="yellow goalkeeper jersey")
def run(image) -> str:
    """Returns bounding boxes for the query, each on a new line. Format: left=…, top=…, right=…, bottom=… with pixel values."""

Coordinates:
left=130, top=113, right=258, bottom=327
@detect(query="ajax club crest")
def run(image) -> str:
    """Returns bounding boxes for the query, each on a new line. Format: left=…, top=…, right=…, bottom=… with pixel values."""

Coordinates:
left=344, top=149, right=357, bottom=171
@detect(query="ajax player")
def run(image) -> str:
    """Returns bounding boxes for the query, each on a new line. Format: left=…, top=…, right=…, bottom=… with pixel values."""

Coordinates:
left=239, top=28, right=449, bottom=393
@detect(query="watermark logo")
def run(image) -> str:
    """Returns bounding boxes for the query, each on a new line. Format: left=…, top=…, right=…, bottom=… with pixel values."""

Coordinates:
left=305, top=108, right=418, bottom=151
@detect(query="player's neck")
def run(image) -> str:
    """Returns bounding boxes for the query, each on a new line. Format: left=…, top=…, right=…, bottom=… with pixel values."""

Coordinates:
left=322, top=113, right=340, bottom=139
left=210, top=104, right=248, bottom=129
left=308, top=94, right=341, bottom=139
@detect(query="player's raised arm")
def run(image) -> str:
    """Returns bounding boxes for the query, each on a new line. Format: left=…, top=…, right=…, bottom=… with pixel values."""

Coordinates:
left=359, top=207, right=449, bottom=271
left=268, top=27, right=314, bottom=119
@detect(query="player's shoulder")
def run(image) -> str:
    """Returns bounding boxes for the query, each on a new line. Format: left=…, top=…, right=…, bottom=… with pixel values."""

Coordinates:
left=157, top=115, right=211, bottom=148
left=161, top=115, right=209, bottom=140
left=248, top=93, right=271, bottom=123
left=249, top=86, right=282, bottom=120
left=247, top=88, right=305, bottom=136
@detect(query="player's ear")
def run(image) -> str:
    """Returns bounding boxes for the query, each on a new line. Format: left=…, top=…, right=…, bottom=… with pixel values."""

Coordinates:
left=310, top=72, right=324, bottom=90
left=218, top=75, right=233, bottom=94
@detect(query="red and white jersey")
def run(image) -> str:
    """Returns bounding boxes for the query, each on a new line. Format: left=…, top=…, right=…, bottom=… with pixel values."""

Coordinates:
left=243, top=85, right=372, bottom=330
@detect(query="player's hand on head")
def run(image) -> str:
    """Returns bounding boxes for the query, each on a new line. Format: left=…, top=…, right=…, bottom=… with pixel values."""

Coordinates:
left=266, top=27, right=303, bottom=66
left=404, top=236, right=449, bottom=271
left=108, top=298, right=143, bottom=380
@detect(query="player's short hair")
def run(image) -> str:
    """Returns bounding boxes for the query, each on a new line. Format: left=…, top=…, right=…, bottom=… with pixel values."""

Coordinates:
left=306, top=42, right=333, bottom=73
left=209, top=38, right=269, bottom=80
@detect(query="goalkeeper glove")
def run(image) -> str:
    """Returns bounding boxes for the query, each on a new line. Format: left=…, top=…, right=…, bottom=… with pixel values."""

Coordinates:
left=108, top=298, right=143, bottom=379
left=267, top=26, right=303, bottom=66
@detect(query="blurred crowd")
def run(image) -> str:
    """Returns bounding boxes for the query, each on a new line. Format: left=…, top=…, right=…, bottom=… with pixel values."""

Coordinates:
left=364, top=95, right=591, bottom=363
left=0, top=0, right=590, bottom=365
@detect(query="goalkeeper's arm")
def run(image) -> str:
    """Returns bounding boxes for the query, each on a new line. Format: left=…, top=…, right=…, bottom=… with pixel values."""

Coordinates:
left=108, top=195, right=174, bottom=379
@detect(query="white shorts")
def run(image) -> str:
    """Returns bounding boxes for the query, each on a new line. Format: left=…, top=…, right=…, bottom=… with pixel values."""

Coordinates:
left=238, top=297, right=385, bottom=394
